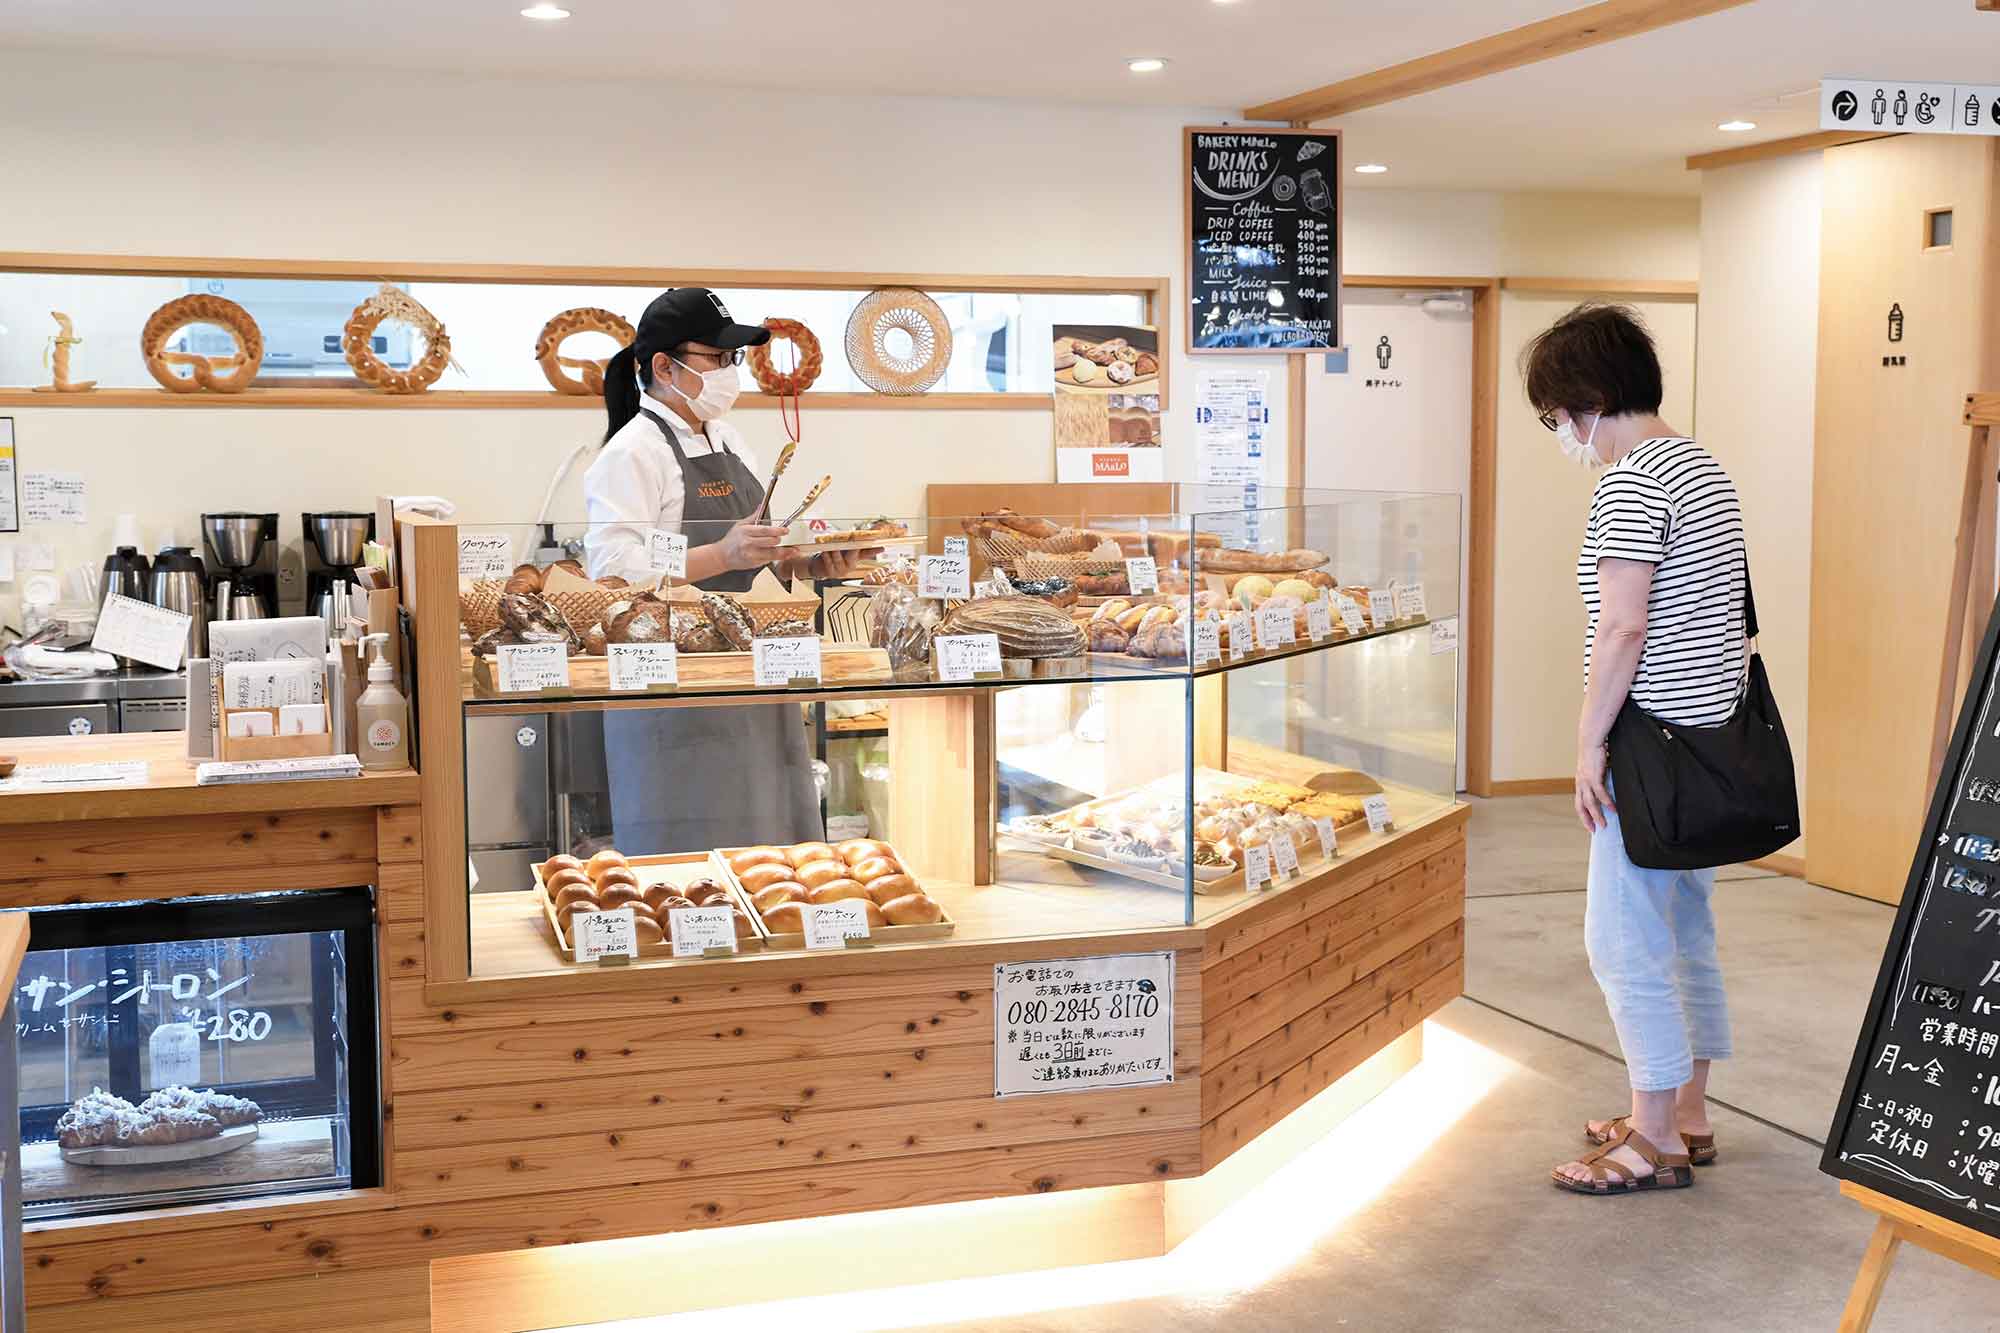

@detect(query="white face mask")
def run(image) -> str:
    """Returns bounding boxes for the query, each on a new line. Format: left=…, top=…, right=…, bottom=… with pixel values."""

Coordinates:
left=665, top=356, right=741, bottom=421
left=1555, top=411, right=1604, bottom=468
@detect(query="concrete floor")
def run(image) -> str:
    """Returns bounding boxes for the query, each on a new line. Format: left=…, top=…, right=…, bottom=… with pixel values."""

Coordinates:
left=569, top=798, right=2000, bottom=1333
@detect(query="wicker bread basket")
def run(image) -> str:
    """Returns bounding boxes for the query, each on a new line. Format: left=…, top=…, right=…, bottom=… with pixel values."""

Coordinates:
left=459, top=582, right=819, bottom=642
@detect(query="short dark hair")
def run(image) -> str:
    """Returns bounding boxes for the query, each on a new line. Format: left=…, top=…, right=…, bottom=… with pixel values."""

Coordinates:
left=1519, top=304, right=1663, bottom=417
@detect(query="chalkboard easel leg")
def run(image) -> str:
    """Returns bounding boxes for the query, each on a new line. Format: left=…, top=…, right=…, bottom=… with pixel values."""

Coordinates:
left=1838, top=1216, right=1903, bottom=1333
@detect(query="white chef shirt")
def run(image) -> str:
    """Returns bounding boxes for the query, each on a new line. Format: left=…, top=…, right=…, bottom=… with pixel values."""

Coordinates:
left=582, top=393, right=760, bottom=583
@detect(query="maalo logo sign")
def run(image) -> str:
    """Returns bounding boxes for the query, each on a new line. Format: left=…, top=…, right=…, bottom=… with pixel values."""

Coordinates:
left=1091, top=453, right=1130, bottom=478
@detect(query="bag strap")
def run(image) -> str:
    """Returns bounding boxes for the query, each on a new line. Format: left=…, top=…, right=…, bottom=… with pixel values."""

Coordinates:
left=1745, top=556, right=1759, bottom=641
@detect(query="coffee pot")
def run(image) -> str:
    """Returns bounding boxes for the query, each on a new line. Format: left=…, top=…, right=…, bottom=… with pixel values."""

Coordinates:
left=147, top=546, right=208, bottom=661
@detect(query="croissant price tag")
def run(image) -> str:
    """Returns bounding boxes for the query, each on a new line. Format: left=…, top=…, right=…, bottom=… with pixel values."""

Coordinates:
left=918, top=553, right=971, bottom=601
left=1314, top=815, right=1339, bottom=859
left=1363, top=795, right=1393, bottom=834
left=607, top=643, right=678, bottom=691
left=495, top=642, right=570, bottom=693
left=1227, top=611, right=1250, bottom=661
left=1192, top=618, right=1221, bottom=668
left=1396, top=582, right=1428, bottom=620
left=646, top=529, right=688, bottom=579
left=1254, top=604, right=1295, bottom=651
left=666, top=905, right=736, bottom=958
left=1125, top=557, right=1160, bottom=595
left=571, top=907, right=638, bottom=963
left=1304, top=598, right=1332, bottom=643
left=1368, top=588, right=1397, bottom=626
left=752, top=635, right=822, bottom=687
left=934, top=632, right=1003, bottom=682
left=1430, top=616, right=1460, bottom=656
left=1337, top=595, right=1367, bottom=635
left=458, top=532, right=513, bottom=580
left=943, top=535, right=969, bottom=558
left=803, top=899, right=872, bottom=950
left=1271, top=831, right=1302, bottom=879
left=1242, top=842, right=1273, bottom=890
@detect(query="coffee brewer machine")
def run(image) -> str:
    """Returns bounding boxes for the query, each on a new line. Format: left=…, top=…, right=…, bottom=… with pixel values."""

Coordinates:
left=200, top=512, right=279, bottom=621
left=302, top=511, right=375, bottom=627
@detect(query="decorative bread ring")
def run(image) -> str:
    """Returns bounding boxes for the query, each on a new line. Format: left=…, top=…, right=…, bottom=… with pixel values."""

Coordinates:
left=343, top=285, right=455, bottom=394
left=140, top=295, right=264, bottom=394
left=844, top=288, right=952, bottom=395
left=746, top=317, right=824, bottom=396
left=535, top=307, right=637, bottom=396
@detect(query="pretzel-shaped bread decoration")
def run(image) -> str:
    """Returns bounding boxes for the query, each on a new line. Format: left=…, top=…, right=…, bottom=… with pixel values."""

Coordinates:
left=535, top=307, right=637, bottom=395
left=344, top=285, right=455, bottom=394
left=140, top=295, right=265, bottom=394
left=746, top=317, right=824, bottom=396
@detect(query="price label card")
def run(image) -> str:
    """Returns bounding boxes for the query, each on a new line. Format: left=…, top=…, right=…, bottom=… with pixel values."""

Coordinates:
left=1368, top=588, right=1397, bottom=626
left=572, top=907, right=638, bottom=962
left=934, top=632, right=1003, bottom=682
left=943, top=535, right=969, bottom=559
left=1314, top=815, right=1339, bottom=860
left=1242, top=842, right=1273, bottom=890
left=919, top=553, right=971, bottom=600
left=1191, top=618, right=1221, bottom=668
left=149, top=1022, right=202, bottom=1088
left=1430, top=616, right=1461, bottom=656
left=647, top=529, right=688, bottom=579
left=495, top=641, right=571, bottom=692
left=607, top=642, right=679, bottom=691
left=1271, top=831, right=1302, bottom=879
left=666, top=905, right=737, bottom=958
left=1398, top=582, right=1429, bottom=619
left=1364, top=794, right=1393, bottom=834
left=1304, top=598, right=1332, bottom=643
left=458, top=532, right=513, bottom=580
left=1125, top=557, right=1160, bottom=595
left=803, top=899, right=872, bottom=950
left=1227, top=611, right=1251, bottom=661
left=1338, top=595, right=1367, bottom=635
left=1255, top=604, right=1296, bottom=650
left=753, top=635, right=823, bottom=687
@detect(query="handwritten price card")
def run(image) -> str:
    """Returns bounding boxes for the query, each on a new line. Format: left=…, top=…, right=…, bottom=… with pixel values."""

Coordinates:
left=1125, top=557, right=1160, bottom=595
left=647, top=529, right=688, bottom=579
left=752, top=635, right=823, bottom=687
left=934, top=632, right=1003, bottom=682
left=1228, top=611, right=1251, bottom=661
left=607, top=643, right=678, bottom=691
left=1242, top=841, right=1273, bottom=889
left=1304, top=598, right=1332, bottom=643
left=1271, top=831, right=1302, bottom=879
left=1364, top=794, right=1393, bottom=834
left=667, top=905, right=737, bottom=958
left=803, top=899, right=872, bottom=950
left=571, top=907, right=638, bottom=963
left=1314, top=815, right=1339, bottom=859
left=1368, top=588, right=1397, bottom=626
left=458, top=532, right=513, bottom=580
left=919, top=553, right=972, bottom=601
left=1192, top=618, right=1221, bottom=668
left=1254, top=604, right=1296, bottom=651
left=495, top=642, right=571, bottom=692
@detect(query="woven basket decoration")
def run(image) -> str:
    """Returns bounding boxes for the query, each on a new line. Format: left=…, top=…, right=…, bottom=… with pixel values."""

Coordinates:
left=844, top=288, right=952, bottom=395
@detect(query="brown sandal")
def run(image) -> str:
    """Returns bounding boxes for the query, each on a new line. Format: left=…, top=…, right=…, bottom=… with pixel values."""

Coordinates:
left=1585, top=1115, right=1717, bottom=1165
left=1552, top=1126, right=1696, bottom=1195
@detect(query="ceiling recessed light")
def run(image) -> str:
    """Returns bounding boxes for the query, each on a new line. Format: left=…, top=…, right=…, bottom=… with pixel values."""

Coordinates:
left=1126, top=57, right=1167, bottom=73
left=1354, top=162, right=1389, bottom=174
left=1718, top=119, right=1757, bottom=132
left=520, top=3, right=570, bottom=19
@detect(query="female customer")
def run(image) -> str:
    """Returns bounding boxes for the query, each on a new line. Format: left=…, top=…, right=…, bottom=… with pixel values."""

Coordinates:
left=1523, top=305, right=1746, bottom=1197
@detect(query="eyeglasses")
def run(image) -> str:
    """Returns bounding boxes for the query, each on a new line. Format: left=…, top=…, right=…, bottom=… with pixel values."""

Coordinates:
left=677, top=347, right=745, bottom=368
left=1537, top=411, right=1560, bottom=433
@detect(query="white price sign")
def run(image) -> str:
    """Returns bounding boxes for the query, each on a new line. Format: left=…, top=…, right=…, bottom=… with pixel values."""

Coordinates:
left=458, top=532, right=513, bottom=580
left=993, top=951, right=1175, bottom=1097
left=1254, top=604, right=1295, bottom=650
left=803, top=899, right=872, bottom=950
left=571, top=907, right=639, bottom=962
left=753, top=635, right=823, bottom=686
left=607, top=642, right=679, bottom=690
left=919, top=553, right=971, bottom=600
left=1314, top=815, right=1338, bottom=860
left=1368, top=588, right=1397, bottom=626
left=1242, top=842, right=1273, bottom=889
left=1304, top=598, right=1332, bottom=643
left=1227, top=611, right=1250, bottom=661
left=495, top=641, right=571, bottom=692
left=1364, top=794, right=1393, bottom=834
left=943, top=535, right=969, bottom=558
left=1271, top=831, right=1301, bottom=879
left=1191, top=618, right=1221, bottom=668
left=666, top=905, right=737, bottom=958
left=647, top=529, right=688, bottom=579
left=1125, top=557, right=1159, bottom=595
left=934, top=632, right=1003, bottom=682
left=1430, top=616, right=1461, bottom=656
left=1337, top=595, right=1367, bottom=635
left=1396, top=583, right=1428, bottom=620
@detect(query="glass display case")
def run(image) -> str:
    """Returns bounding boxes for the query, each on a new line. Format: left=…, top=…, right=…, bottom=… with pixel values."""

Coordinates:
left=12, top=889, right=380, bottom=1219
left=449, top=489, right=1460, bottom=974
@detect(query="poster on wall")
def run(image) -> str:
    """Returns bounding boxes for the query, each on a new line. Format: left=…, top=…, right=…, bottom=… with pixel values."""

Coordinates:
left=1185, top=125, right=1342, bottom=354
left=1194, top=368, right=1268, bottom=487
left=1052, top=324, right=1163, bottom=483
left=0, top=418, right=16, bottom=533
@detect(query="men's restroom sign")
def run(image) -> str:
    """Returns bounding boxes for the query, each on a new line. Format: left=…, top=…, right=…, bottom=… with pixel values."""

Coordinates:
left=1823, top=78, right=2000, bottom=136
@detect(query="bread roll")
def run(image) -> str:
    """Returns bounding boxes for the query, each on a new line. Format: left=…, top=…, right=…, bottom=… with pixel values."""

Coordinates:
left=864, top=873, right=918, bottom=906
left=732, top=909, right=757, bottom=939
left=848, top=854, right=901, bottom=883
left=860, top=899, right=887, bottom=928
left=836, top=838, right=891, bottom=863
left=553, top=884, right=599, bottom=912
left=687, top=881, right=734, bottom=908
left=545, top=867, right=592, bottom=896
left=752, top=882, right=807, bottom=911
left=598, top=884, right=645, bottom=911
left=584, top=850, right=629, bottom=881
left=761, top=902, right=808, bottom=933
left=654, top=894, right=697, bottom=914
left=543, top=854, right=585, bottom=877
left=881, top=893, right=944, bottom=925
left=595, top=866, right=642, bottom=894
left=642, top=883, right=679, bottom=912
left=737, top=863, right=797, bottom=894
left=632, top=914, right=665, bottom=945
left=806, top=878, right=869, bottom=905
left=555, top=902, right=589, bottom=936
left=727, top=848, right=788, bottom=874
left=795, top=860, right=847, bottom=889
left=787, top=841, right=836, bottom=867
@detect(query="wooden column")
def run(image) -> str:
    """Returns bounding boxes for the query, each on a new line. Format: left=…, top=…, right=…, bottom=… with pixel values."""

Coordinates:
left=886, top=691, right=994, bottom=885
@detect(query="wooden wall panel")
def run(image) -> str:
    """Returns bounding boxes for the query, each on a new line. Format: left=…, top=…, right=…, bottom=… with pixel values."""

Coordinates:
left=0, top=808, right=376, bottom=882
left=29, top=1264, right=431, bottom=1333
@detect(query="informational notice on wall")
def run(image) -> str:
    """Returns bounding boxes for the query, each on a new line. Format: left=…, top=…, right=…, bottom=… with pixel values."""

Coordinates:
left=1194, top=369, right=1270, bottom=487
left=993, top=951, right=1175, bottom=1097
left=22, top=471, right=85, bottom=525
left=0, top=418, right=17, bottom=533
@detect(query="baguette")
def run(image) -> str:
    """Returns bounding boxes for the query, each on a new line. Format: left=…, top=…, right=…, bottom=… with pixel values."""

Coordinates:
left=1197, top=547, right=1331, bottom=574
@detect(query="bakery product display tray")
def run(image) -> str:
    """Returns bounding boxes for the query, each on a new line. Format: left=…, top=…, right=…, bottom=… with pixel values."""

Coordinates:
left=534, top=851, right=768, bottom=961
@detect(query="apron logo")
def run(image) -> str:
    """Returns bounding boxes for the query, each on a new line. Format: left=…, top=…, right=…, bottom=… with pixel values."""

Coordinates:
left=696, top=480, right=736, bottom=499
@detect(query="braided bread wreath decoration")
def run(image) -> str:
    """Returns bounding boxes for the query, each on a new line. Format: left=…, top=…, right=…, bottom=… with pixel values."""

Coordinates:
left=746, top=317, right=824, bottom=396
left=535, top=307, right=637, bottom=395
left=343, top=285, right=455, bottom=394
left=844, top=288, right=952, bottom=396
left=140, top=295, right=265, bottom=394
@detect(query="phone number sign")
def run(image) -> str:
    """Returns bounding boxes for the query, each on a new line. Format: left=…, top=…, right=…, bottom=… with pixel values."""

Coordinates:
left=993, top=951, right=1175, bottom=1097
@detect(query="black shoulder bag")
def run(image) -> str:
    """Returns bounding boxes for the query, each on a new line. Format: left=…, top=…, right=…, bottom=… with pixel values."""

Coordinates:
left=1605, top=569, right=1800, bottom=870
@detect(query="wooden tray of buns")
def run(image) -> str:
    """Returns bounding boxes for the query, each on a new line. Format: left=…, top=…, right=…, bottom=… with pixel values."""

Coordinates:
left=720, top=839, right=956, bottom=951
left=534, top=851, right=768, bottom=962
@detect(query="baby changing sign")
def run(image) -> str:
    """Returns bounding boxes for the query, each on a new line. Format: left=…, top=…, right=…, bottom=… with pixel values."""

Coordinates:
left=993, top=952, right=1174, bottom=1097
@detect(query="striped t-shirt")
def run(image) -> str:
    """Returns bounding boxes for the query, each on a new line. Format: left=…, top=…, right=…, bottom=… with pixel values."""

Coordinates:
left=1577, top=436, right=1747, bottom=725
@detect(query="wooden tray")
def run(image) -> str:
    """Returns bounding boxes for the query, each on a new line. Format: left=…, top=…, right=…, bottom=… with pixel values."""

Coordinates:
left=778, top=529, right=919, bottom=554
left=474, top=645, right=894, bottom=696
left=718, top=842, right=956, bottom=951
left=62, top=1122, right=259, bottom=1167
left=534, top=851, right=768, bottom=962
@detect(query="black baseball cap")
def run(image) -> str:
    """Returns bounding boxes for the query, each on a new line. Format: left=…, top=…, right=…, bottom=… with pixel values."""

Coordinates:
left=634, top=288, right=771, bottom=354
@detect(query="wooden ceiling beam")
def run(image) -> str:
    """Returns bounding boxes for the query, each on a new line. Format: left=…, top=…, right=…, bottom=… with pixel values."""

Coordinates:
left=1685, top=130, right=1898, bottom=171
left=1242, top=0, right=1755, bottom=123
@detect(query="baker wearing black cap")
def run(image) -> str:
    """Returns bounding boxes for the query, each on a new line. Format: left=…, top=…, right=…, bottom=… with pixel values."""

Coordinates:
left=584, top=288, right=859, bottom=851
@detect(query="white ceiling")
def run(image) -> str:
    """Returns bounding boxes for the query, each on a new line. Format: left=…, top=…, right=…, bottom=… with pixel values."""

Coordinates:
left=5, top=0, right=1998, bottom=194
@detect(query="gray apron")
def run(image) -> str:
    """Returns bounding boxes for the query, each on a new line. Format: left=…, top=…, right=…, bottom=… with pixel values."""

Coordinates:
left=604, top=410, right=822, bottom=853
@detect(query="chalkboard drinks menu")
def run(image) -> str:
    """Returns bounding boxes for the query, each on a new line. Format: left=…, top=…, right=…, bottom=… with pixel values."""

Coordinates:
left=1184, top=125, right=1343, bottom=354
left=1825, top=590, right=2000, bottom=1237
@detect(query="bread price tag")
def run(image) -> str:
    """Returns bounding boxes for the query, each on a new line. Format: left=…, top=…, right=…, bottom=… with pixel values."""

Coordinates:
left=1397, top=582, right=1429, bottom=620
left=1304, top=598, right=1333, bottom=643
left=1271, top=831, right=1302, bottom=879
left=1364, top=795, right=1394, bottom=834
left=495, top=641, right=571, bottom=693
left=646, top=529, right=688, bottom=579
left=1337, top=595, right=1367, bottom=635
left=571, top=907, right=638, bottom=963
left=1242, top=842, right=1274, bottom=890
left=803, top=899, right=872, bottom=950
left=1430, top=616, right=1460, bottom=656
left=1191, top=618, right=1221, bottom=668
left=752, top=634, right=822, bottom=687
left=1227, top=610, right=1251, bottom=661
left=458, top=532, right=513, bottom=580
left=1254, top=604, right=1296, bottom=651
left=934, top=632, right=1003, bottom=682
left=607, top=642, right=679, bottom=691
left=944, top=535, right=969, bottom=559
left=1368, top=588, right=1397, bottom=626
left=1314, top=815, right=1339, bottom=859
left=666, top=905, right=737, bottom=958
left=1125, top=557, right=1160, bottom=595
left=918, top=553, right=971, bottom=600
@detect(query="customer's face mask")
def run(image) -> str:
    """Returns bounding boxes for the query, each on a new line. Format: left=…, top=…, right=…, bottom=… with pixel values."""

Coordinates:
left=1555, top=411, right=1604, bottom=468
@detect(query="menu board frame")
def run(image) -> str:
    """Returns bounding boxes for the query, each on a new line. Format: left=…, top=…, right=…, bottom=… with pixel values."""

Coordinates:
left=1183, top=124, right=1344, bottom=356
left=1822, top=590, right=2000, bottom=1238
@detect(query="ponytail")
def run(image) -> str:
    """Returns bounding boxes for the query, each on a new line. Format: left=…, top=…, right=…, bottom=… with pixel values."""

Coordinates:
left=602, top=344, right=642, bottom=443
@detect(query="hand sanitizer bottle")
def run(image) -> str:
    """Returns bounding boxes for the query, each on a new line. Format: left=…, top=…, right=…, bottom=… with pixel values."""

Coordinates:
left=355, top=633, right=409, bottom=770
